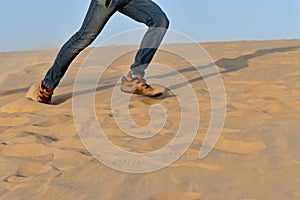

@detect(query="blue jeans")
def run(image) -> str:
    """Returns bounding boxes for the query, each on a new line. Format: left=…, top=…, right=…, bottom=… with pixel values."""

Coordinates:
left=43, top=0, right=169, bottom=89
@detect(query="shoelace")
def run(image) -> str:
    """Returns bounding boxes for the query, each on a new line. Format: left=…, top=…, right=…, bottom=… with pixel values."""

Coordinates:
left=38, top=89, right=52, bottom=101
left=140, top=83, right=152, bottom=89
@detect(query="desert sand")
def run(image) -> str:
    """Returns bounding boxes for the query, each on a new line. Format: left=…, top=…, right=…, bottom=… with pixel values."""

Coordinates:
left=0, top=40, right=300, bottom=200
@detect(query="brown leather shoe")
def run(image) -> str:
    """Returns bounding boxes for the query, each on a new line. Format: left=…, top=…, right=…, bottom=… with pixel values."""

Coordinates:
left=121, top=75, right=164, bottom=97
left=37, top=81, right=53, bottom=104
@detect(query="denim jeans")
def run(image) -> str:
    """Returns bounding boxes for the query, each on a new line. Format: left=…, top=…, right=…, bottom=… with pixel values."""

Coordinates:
left=43, top=0, right=169, bottom=89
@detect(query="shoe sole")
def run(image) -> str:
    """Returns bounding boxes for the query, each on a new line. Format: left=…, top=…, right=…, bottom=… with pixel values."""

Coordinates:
left=121, top=88, right=165, bottom=98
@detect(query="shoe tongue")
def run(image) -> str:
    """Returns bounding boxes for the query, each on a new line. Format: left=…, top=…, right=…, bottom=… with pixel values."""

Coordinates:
left=131, top=74, right=141, bottom=80
left=133, top=75, right=146, bottom=83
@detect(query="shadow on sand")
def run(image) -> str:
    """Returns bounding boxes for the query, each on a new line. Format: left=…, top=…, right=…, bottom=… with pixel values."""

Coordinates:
left=52, top=46, right=300, bottom=104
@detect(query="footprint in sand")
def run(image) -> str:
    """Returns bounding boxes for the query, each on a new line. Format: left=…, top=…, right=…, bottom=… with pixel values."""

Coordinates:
left=0, top=154, right=60, bottom=190
left=0, top=98, right=54, bottom=114
left=2, top=164, right=61, bottom=190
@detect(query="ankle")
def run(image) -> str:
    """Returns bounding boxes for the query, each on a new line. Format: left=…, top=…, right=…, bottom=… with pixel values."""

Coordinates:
left=124, top=72, right=144, bottom=82
left=41, top=81, right=53, bottom=93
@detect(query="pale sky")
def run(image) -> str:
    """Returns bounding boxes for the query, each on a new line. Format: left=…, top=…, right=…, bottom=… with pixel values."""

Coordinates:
left=1, top=0, right=300, bottom=52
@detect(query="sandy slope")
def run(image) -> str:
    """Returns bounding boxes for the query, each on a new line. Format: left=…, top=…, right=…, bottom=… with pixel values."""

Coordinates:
left=0, top=40, right=300, bottom=200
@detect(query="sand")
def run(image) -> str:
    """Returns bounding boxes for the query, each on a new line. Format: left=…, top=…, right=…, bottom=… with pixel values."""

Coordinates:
left=0, top=40, right=300, bottom=199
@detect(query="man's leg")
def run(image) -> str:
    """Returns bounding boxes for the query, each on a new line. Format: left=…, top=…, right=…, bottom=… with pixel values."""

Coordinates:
left=43, top=0, right=116, bottom=90
left=118, top=0, right=169, bottom=97
left=119, top=0, right=169, bottom=77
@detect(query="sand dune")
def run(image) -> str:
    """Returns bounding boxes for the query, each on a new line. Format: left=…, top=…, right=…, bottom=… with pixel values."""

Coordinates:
left=1, top=40, right=300, bottom=199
